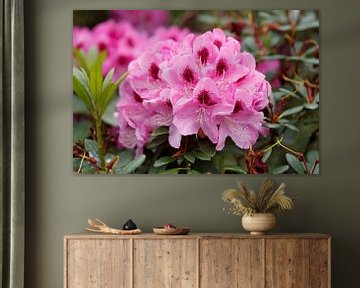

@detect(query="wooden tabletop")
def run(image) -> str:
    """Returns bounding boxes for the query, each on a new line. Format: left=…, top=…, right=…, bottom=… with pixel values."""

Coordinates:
left=65, top=232, right=330, bottom=240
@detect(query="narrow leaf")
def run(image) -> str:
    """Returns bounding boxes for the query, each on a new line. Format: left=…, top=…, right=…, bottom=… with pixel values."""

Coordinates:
left=271, top=165, right=290, bottom=174
left=73, top=120, right=92, bottom=144
left=147, top=135, right=168, bottom=149
left=265, top=123, right=281, bottom=129
left=118, top=154, right=146, bottom=174
left=84, top=139, right=99, bottom=160
left=198, top=139, right=216, bottom=157
left=286, top=153, right=304, bottom=174
left=223, top=166, right=247, bottom=174
left=282, top=123, right=300, bottom=132
left=184, top=152, right=195, bottom=164
left=151, top=126, right=169, bottom=137
left=154, top=156, right=176, bottom=168
left=102, top=68, right=115, bottom=91
left=279, top=105, right=303, bottom=118
left=193, top=151, right=212, bottom=161
left=303, top=103, right=319, bottom=110
left=262, top=149, right=272, bottom=162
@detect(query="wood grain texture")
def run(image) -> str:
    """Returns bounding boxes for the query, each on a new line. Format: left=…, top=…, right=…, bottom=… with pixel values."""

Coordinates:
left=65, top=233, right=330, bottom=240
left=310, top=239, right=330, bottom=288
left=64, top=234, right=330, bottom=288
left=133, top=239, right=197, bottom=288
left=200, top=239, right=264, bottom=288
left=265, top=239, right=310, bottom=288
left=66, top=239, right=131, bottom=288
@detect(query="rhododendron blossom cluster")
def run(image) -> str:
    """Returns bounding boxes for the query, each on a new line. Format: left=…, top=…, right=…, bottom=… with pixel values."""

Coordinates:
left=115, top=29, right=271, bottom=155
left=73, top=19, right=190, bottom=78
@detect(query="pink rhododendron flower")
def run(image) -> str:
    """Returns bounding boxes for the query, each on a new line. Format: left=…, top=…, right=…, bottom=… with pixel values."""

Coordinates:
left=115, top=82, right=155, bottom=155
left=73, top=20, right=148, bottom=77
left=257, top=59, right=281, bottom=89
left=110, top=10, right=169, bottom=33
left=73, top=27, right=92, bottom=51
left=116, top=28, right=271, bottom=152
left=152, top=26, right=191, bottom=42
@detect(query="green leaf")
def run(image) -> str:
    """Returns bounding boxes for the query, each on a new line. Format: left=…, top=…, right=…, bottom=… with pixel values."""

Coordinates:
left=101, top=97, right=118, bottom=126
left=148, top=165, right=167, bottom=174
left=271, top=165, right=290, bottom=174
left=282, top=123, right=300, bottom=132
left=279, top=106, right=304, bottom=118
left=306, top=150, right=319, bottom=173
left=223, top=166, right=247, bottom=174
left=112, top=150, right=134, bottom=173
left=115, top=71, right=129, bottom=86
left=73, top=96, right=89, bottom=114
left=73, top=49, right=90, bottom=73
left=73, top=74, right=93, bottom=111
left=296, top=20, right=319, bottom=31
left=265, top=123, right=281, bottom=129
left=198, top=139, right=216, bottom=157
left=73, top=158, right=96, bottom=174
left=286, top=153, right=305, bottom=174
left=154, top=156, right=176, bottom=168
left=312, top=163, right=320, bottom=174
left=89, top=58, right=103, bottom=102
left=84, top=139, right=99, bottom=160
left=147, top=135, right=168, bottom=149
left=303, top=103, right=319, bottom=110
left=151, top=126, right=169, bottom=137
left=262, top=149, right=272, bottom=162
left=287, top=56, right=319, bottom=65
left=73, top=158, right=82, bottom=172
left=100, top=83, right=117, bottom=115
left=118, top=154, right=146, bottom=174
left=73, top=120, right=92, bottom=144
left=193, top=150, right=212, bottom=161
left=183, top=152, right=195, bottom=164
left=102, top=68, right=115, bottom=91
left=278, top=88, right=302, bottom=101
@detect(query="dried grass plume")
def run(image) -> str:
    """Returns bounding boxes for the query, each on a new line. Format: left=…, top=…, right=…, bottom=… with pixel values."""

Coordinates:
left=222, top=179, right=294, bottom=216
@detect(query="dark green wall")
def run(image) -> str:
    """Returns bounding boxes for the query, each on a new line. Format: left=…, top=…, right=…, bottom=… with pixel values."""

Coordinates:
left=24, top=0, right=360, bottom=287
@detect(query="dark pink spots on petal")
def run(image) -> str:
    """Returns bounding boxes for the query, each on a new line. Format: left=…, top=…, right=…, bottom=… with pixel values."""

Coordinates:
left=233, top=101, right=243, bottom=113
left=98, top=42, right=107, bottom=51
left=216, top=58, right=228, bottom=76
left=164, top=99, right=172, bottom=108
left=149, top=63, right=160, bottom=80
left=214, top=39, right=222, bottom=49
left=197, top=48, right=209, bottom=65
left=197, top=89, right=216, bottom=106
left=118, top=55, right=129, bottom=66
left=109, top=29, right=118, bottom=39
left=182, top=66, right=195, bottom=83
left=236, top=74, right=247, bottom=83
left=127, top=38, right=134, bottom=47
left=133, top=92, right=143, bottom=103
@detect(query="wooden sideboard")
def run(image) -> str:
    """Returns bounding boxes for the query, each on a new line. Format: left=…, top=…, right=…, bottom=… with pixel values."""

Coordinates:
left=64, top=233, right=330, bottom=288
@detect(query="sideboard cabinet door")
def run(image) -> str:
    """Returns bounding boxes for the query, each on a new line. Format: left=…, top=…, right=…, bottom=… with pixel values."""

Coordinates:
left=134, top=239, right=198, bottom=288
left=265, top=239, right=330, bottom=288
left=200, top=239, right=264, bottom=288
left=66, top=239, right=131, bottom=288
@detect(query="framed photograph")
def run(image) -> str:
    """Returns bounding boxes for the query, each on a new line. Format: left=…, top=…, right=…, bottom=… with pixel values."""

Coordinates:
left=73, top=10, right=320, bottom=175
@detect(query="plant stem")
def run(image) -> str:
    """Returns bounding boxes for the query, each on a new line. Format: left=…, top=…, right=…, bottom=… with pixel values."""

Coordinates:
left=95, top=117, right=106, bottom=171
